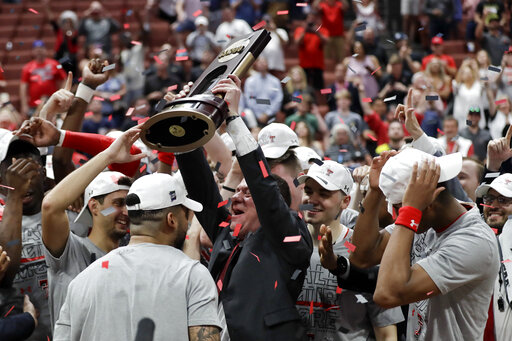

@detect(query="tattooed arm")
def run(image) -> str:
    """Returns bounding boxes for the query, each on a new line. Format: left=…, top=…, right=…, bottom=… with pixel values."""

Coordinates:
left=188, top=326, right=221, bottom=341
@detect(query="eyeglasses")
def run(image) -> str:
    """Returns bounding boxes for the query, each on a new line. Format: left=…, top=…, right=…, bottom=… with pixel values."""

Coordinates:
left=482, top=195, right=512, bottom=206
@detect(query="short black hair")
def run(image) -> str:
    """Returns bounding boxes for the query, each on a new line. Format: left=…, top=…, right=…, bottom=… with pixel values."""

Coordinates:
left=266, top=149, right=301, bottom=177
left=271, top=173, right=291, bottom=207
left=93, top=176, right=133, bottom=204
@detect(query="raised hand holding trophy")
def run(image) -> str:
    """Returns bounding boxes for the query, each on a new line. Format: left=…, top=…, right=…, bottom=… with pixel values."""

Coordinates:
left=140, top=29, right=271, bottom=153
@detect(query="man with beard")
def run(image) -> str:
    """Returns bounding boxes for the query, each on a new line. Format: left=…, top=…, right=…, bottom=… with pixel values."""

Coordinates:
left=54, top=172, right=222, bottom=341
left=476, top=173, right=512, bottom=340
left=41, top=128, right=143, bottom=331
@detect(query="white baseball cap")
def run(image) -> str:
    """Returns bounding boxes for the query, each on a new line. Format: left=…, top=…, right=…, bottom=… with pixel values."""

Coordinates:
left=476, top=173, right=512, bottom=198
left=195, top=16, right=208, bottom=27
left=74, top=171, right=131, bottom=226
left=379, top=148, right=462, bottom=205
left=126, top=173, right=202, bottom=212
left=298, top=160, right=354, bottom=195
left=258, top=123, right=299, bottom=159
left=294, top=146, right=321, bottom=171
left=0, top=128, right=40, bottom=163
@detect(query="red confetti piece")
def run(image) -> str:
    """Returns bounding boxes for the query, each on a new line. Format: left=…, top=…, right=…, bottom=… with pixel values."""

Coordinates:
left=124, top=23, right=130, bottom=29
left=226, top=34, right=231, bottom=39
left=131, top=41, right=141, bottom=46
left=338, top=116, right=345, bottom=124
left=185, top=235, right=189, bottom=239
left=412, top=309, right=415, bottom=316
left=0, top=184, right=15, bottom=190
left=274, top=280, right=278, bottom=289
left=502, top=259, right=512, bottom=263
left=250, top=252, right=260, bottom=262
left=167, top=84, right=178, bottom=92
left=480, top=203, right=495, bottom=208
left=309, top=301, right=314, bottom=314
left=290, top=121, right=296, bottom=131
left=217, top=279, right=223, bottom=291
left=4, top=305, right=14, bottom=317
left=320, top=88, right=332, bottom=95
left=336, top=286, right=342, bottom=294
left=339, top=149, right=348, bottom=152
left=28, top=8, right=38, bottom=14
left=193, top=9, right=202, bottom=17
left=366, top=133, right=377, bottom=141
left=317, top=235, right=322, bottom=241
left=325, top=305, right=340, bottom=311
left=102, top=261, right=109, bottom=269
left=137, top=117, right=150, bottom=124
left=219, top=221, right=229, bottom=228
left=370, top=66, right=381, bottom=76
left=110, top=94, right=121, bottom=101
left=252, top=20, right=266, bottom=31
left=362, top=97, right=372, bottom=103
left=437, top=128, right=444, bottom=135
left=297, top=2, right=308, bottom=7
left=108, top=115, right=112, bottom=121
left=34, top=99, right=42, bottom=105
left=277, top=10, right=289, bottom=15
left=125, top=107, right=134, bottom=116
left=495, top=99, right=507, bottom=105
left=344, top=240, right=356, bottom=253
left=298, top=211, right=303, bottom=219
left=492, top=228, right=498, bottom=234
left=233, top=224, right=242, bottom=237
left=84, top=111, right=93, bottom=118
left=93, top=96, right=104, bottom=101
left=283, top=235, right=301, bottom=242
left=0, top=66, right=3, bottom=73
left=153, top=55, right=163, bottom=64
left=217, top=199, right=229, bottom=208
left=426, top=290, right=433, bottom=296
left=140, top=164, right=147, bottom=173
left=259, top=160, right=269, bottom=178
left=176, top=48, right=187, bottom=54
left=176, top=56, right=189, bottom=62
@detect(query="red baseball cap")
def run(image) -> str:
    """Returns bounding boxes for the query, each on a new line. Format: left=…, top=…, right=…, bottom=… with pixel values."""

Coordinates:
left=431, top=36, right=444, bottom=45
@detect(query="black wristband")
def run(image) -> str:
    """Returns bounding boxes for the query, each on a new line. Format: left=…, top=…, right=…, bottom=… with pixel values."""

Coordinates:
left=226, top=115, right=240, bottom=124
left=222, top=185, right=236, bottom=193
left=329, top=255, right=349, bottom=277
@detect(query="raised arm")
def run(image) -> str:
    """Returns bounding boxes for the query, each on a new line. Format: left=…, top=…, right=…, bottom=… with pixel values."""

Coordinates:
left=53, top=59, right=112, bottom=183
left=349, top=152, right=395, bottom=268
left=42, top=127, right=145, bottom=257
left=212, top=76, right=313, bottom=265
left=374, top=162, right=443, bottom=308
left=0, top=158, right=40, bottom=287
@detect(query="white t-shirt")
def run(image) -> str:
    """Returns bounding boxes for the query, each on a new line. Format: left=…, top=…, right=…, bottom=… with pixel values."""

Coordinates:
left=54, top=243, right=221, bottom=341
left=43, top=232, right=106, bottom=332
left=215, top=19, right=252, bottom=47
left=297, top=225, right=404, bottom=340
left=415, top=207, right=498, bottom=340
left=260, top=29, right=288, bottom=72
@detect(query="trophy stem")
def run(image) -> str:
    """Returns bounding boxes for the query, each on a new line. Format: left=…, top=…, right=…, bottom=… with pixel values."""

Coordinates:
left=232, top=53, right=255, bottom=78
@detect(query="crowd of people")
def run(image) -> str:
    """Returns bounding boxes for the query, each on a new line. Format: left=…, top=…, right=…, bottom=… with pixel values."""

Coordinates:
left=1, top=0, right=512, bottom=340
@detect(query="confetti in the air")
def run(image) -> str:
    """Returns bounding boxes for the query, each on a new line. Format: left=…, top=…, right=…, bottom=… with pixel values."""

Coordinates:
left=252, top=20, right=266, bottom=31
left=102, top=64, right=116, bottom=72
left=320, top=88, right=332, bottom=95
left=355, top=294, right=368, bottom=304
left=259, top=160, right=269, bottom=178
left=102, top=261, right=109, bottom=269
left=283, top=235, right=302, bottom=243
left=101, top=207, right=117, bottom=216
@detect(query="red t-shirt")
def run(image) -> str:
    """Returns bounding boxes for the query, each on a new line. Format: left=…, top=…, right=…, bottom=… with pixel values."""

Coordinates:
left=294, top=27, right=329, bottom=70
left=319, top=1, right=344, bottom=36
left=21, top=58, right=66, bottom=107
left=421, top=54, right=456, bottom=71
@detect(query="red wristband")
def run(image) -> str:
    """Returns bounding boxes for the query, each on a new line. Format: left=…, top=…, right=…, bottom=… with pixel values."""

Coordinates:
left=395, top=206, right=422, bottom=232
